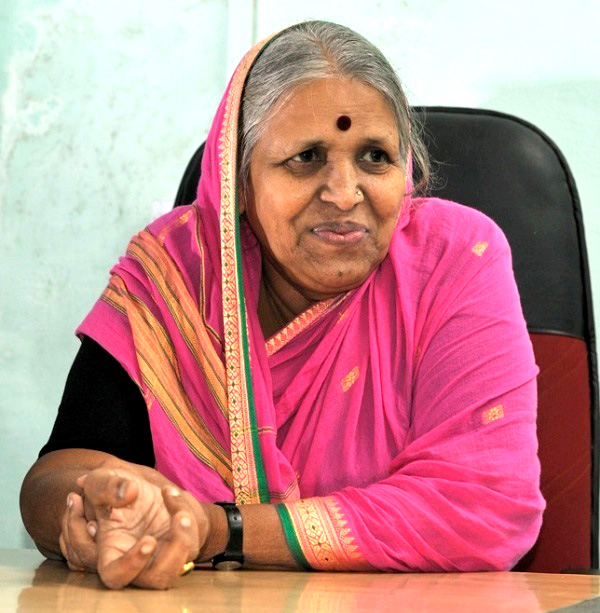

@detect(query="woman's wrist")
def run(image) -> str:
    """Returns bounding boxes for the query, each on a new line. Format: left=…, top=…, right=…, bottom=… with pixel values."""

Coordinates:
left=192, top=501, right=228, bottom=562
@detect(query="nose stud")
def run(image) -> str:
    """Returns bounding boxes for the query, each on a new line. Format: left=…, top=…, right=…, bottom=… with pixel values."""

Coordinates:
left=355, top=187, right=363, bottom=201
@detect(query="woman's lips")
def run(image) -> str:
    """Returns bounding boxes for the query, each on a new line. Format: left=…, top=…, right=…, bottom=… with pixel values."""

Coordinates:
left=311, top=222, right=368, bottom=245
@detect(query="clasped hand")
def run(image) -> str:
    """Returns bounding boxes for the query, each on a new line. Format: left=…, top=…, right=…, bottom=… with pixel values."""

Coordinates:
left=59, top=468, right=208, bottom=589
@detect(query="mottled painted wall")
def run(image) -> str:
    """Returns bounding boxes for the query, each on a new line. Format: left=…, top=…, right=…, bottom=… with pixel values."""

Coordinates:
left=1, top=0, right=228, bottom=547
left=1, top=0, right=598, bottom=549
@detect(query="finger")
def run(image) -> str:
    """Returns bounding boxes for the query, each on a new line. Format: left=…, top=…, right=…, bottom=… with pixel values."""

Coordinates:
left=69, top=493, right=98, bottom=569
left=59, top=530, right=68, bottom=560
left=61, top=496, right=79, bottom=566
left=133, top=512, right=197, bottom=589
left=162, top=487, right=190, bottom=520
left=162, top=487, right=205, bottom=556
left=64, top=493, right=98, bottom=571
left=81, top=485, right=96, bottom=522
left=97, top=536, right=157, bottom=590
left=162, top=486, right=185, bottom=513
left=61, top=495, right=85, bottom=571
left=82, top=469, right=139, bottom=509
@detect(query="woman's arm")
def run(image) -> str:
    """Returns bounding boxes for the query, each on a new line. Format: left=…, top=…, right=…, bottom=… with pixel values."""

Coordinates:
left=19, top=336, right=296, bottom=587
left=276, top=380, right=543, bottom=572
left=20, top=449, right=178, bottom=560
left=21, top=453, right=295, bottom=588
left=71, top=466, right=297, bottom=573
left=20, top=448, right=114, bottom=559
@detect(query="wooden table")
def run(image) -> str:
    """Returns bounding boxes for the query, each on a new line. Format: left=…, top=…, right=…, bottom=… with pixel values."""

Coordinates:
left=1, top=549, right=599, bottom=612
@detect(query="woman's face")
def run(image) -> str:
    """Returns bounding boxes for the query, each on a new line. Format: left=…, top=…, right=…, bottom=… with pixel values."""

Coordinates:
left=244, top=77, right=406, bottom=304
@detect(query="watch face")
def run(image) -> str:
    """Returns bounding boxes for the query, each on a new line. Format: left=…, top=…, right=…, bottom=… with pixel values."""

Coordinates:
left=214, top=559, right=243, bottom=571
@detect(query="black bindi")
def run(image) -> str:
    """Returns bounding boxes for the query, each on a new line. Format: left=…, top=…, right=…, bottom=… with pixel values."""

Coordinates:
left=336, top=115, right=352, bottom=131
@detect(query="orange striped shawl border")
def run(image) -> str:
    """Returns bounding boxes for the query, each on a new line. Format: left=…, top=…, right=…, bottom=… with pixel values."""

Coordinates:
left=102, top=272, right=232, bottom=488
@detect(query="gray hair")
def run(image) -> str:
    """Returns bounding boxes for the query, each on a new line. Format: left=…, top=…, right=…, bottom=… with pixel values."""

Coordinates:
left=239, top=20, right=430, bottom=195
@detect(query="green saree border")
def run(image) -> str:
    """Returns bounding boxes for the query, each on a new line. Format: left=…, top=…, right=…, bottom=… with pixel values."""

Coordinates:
left=276, top=504, right=312, bottom=570
left=219, top=33, right=278, bottom=506
left=234, top=195, right=269, bottom=503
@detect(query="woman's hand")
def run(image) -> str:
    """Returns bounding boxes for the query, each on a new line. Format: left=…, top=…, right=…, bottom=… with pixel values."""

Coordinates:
left=59, top=490, right=98, bottom=573
left=62, top=468, right=208, bottom=589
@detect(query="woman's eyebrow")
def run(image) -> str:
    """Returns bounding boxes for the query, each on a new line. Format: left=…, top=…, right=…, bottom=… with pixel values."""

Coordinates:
left=284, top=137, right=396, bottom=151
left=360, top=136, right=398, bottom=148
left=287, top=139, right=325, bottom=152
left=272, top=140, right=325, bottom=160
left=274, top=136, right=398, bottom=160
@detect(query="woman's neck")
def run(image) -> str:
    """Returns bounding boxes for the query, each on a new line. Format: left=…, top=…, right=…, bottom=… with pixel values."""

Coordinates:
left=257, top=265, right=312, bottom=339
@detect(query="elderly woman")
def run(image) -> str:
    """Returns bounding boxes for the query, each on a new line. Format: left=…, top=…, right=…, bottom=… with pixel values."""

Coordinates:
left=20, top=21, right=544, bottom=589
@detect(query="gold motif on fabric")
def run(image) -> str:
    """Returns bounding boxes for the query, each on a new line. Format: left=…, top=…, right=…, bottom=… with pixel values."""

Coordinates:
left=471, top=241, right=489, bottom=256
left=286, top=497, right=368, bottom=570
left=341, top=366, right=360, bottom=392
left=482, top=404, right=505, bottom=424
left=336, top=309, right=349, bottom=324
left=157, top=210, right=193, bottom=246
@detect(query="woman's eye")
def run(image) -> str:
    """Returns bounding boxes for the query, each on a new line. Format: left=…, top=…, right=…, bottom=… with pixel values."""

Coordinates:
left=285, top=148, right=324, bottom=175
left=291, top=149, right=320, bottom=163
left=360, top=148, right=391, bottom=164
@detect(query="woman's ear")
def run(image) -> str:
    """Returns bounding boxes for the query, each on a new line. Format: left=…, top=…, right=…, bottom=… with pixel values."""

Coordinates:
left=238, top=182, right=254, bottom=215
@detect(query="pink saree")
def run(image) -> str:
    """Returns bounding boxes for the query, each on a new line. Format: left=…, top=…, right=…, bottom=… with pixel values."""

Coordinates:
left=78, top=36, right=544, bottom=572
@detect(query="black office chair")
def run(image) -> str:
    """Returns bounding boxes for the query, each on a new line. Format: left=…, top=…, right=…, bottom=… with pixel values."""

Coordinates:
left=174, top=106, right=599, bottom=573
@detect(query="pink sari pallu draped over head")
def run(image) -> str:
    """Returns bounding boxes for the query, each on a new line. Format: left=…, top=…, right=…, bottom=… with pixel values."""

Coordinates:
left=78, top=27, right=544, bottom=572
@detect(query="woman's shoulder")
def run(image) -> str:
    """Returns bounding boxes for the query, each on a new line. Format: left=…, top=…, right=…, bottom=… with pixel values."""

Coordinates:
left=112, top=205, right=203, bottom=280
left=405, top=197, right=509, bottom=255
left=409, top=197, right=502, bottom=232
left=143, top=204, right=198, bottom=241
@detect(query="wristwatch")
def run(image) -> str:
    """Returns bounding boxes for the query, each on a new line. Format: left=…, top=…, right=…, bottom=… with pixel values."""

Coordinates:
left=211, top=502, right=244, bottom=570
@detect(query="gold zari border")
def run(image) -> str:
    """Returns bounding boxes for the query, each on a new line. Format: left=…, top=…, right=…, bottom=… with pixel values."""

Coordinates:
left=219, top=37, right=274, bottom=504
left=284, top=496, right=369, bottom=570
left=266, top=294, right=350, bottom=357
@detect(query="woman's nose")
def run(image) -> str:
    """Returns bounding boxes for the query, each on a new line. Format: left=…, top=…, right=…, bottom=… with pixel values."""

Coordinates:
left=319, top=162, right=360, bottom=211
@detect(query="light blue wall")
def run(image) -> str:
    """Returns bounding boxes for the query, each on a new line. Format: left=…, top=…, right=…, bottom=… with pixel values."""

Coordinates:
left=1, top=0, right=599, bottom=548
left=0, top=0, right=229, bottom=547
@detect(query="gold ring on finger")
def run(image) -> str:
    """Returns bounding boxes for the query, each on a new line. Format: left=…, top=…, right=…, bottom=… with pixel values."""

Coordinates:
left=180, top=561, right=195, bottom=576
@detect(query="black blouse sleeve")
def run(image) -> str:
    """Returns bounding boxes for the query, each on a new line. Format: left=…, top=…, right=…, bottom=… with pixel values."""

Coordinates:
left=39, top=336, right=155, bottom=467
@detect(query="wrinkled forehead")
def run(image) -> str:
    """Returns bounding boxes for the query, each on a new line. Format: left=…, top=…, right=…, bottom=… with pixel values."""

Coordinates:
left=262, top=77, right=400, bottom=143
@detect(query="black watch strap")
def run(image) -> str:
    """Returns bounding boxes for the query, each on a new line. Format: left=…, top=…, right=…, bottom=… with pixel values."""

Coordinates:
left=211, top=503, right=244, bottom=570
